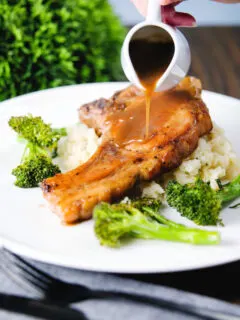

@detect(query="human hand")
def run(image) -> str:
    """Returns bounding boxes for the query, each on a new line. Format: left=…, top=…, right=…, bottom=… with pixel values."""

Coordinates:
left=131, top=0, right=240, bottom=27
left=132, top=0, right=179, bottom=16
left=131, top=0, right=196, bottom=27
left=214, top=0, right=240, bottom=2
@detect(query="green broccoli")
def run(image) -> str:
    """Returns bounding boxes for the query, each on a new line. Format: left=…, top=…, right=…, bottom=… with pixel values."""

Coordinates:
left=12, top=144, right=61, bottom=188
left=166, top=176, right=240, bottom=226
left=93, top=200, right=220, bottom=248
left=8, top=115, right=66, bottom=154
left=9, top=115, right=66, bottom=188
left=131, top=197, right=188, bottom=229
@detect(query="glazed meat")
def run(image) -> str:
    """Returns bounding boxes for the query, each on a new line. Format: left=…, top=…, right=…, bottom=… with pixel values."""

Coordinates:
left=79, top=84, right=143, bottom=136
left=42, top=77, right=212, bottom=224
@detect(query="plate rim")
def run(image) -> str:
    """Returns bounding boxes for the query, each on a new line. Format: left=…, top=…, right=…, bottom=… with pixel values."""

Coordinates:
left=2, top=235, right=240, bottom=274
left=0, top=81, right=239, bottom=107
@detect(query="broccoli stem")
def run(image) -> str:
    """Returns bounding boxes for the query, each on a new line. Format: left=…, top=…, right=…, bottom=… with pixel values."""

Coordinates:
left=94, top=202, right=221, bottom=247
left=52, top=128, right=67, bottom=136
left=21, top=143, right=48, bottom=162
left=128, top=208, right=220, bottom=245
left=142, top=206, right=220, bottom=244
left=133, top=222, right=220, bottom=245
left=218, top=175, right=240, bottom=204
left=143, top=206, right=185, bottom=229
left=21, top=144, right=30, bottom=164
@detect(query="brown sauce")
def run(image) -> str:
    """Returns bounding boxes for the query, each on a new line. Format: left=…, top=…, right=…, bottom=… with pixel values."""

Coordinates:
left=129, top=38, right=175, bottom=137
left=106, top=90, right=192, bottom=146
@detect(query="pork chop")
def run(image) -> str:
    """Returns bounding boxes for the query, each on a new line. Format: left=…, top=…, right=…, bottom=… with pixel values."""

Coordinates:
left=41, top=77, right=212, bottom=224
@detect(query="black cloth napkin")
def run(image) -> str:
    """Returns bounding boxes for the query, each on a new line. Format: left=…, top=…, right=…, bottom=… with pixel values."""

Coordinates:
left=0, top=250, right=240, bottom=320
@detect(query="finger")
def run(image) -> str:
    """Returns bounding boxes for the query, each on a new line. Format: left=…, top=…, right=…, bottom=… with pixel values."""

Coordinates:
left=162, top=4, right=196, bottom=27
left=131, top=0, right=148, bottom=16
left=131, top=0, right=182, bottom=16
left=213, top=0, right=240, bottom=3
left=131, top=0, right=196, bottom=27
left=160, top=0, right=182, bottom=4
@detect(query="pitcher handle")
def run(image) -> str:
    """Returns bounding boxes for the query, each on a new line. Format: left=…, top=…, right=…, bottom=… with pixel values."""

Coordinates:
left=146, top=0, right=162, bottom=23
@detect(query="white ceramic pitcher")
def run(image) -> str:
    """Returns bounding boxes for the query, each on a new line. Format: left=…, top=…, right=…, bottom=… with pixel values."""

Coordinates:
left=121, top=0, right=191, bottom=92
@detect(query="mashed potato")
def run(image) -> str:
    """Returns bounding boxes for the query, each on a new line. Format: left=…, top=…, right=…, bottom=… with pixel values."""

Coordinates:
left=55, top=122, right=240, bottom=194
left=169, top=123, right=240, bottom=190
left=54, top=123, right=101, bottom=172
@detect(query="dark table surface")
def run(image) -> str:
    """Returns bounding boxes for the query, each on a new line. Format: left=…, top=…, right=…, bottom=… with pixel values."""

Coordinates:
left=182, top=26, right=240, bottom=99
left=124, top=26, right=240, bottom=304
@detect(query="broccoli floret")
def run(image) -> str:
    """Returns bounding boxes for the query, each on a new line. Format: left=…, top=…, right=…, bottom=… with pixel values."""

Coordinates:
left=166, top=176, right=240, bottom=226
left=12, top=143, right=60, bottom=188
left=9, top=115, right=65, bottom=188
left=131, top=197, right=162, bottom=213
left=93, top=201, right=220, bottom=248
left=218, top=175, right=240, bottom=203
left=8, top=115, right=66, bottom=149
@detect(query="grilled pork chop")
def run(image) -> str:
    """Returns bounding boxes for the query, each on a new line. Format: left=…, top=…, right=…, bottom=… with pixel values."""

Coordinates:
left=42, top=77, right=212, bottom=224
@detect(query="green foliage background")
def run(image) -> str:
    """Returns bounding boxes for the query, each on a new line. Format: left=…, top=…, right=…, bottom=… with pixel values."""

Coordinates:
left=0, top=0, right=126, bottom=101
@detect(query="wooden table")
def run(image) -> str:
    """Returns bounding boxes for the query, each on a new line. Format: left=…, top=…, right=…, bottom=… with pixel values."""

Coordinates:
left=123, top=26, right=240, bottom=304
left=182, top=27, right=240, bottom=99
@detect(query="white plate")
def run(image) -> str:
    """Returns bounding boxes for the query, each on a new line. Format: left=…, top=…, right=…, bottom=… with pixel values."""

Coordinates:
left=0, top=83, right=240, bottom=274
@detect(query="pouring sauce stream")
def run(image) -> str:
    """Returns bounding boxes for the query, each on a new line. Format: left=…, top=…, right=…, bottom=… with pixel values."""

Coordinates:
left=129, top=39, right=175, bottom=137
